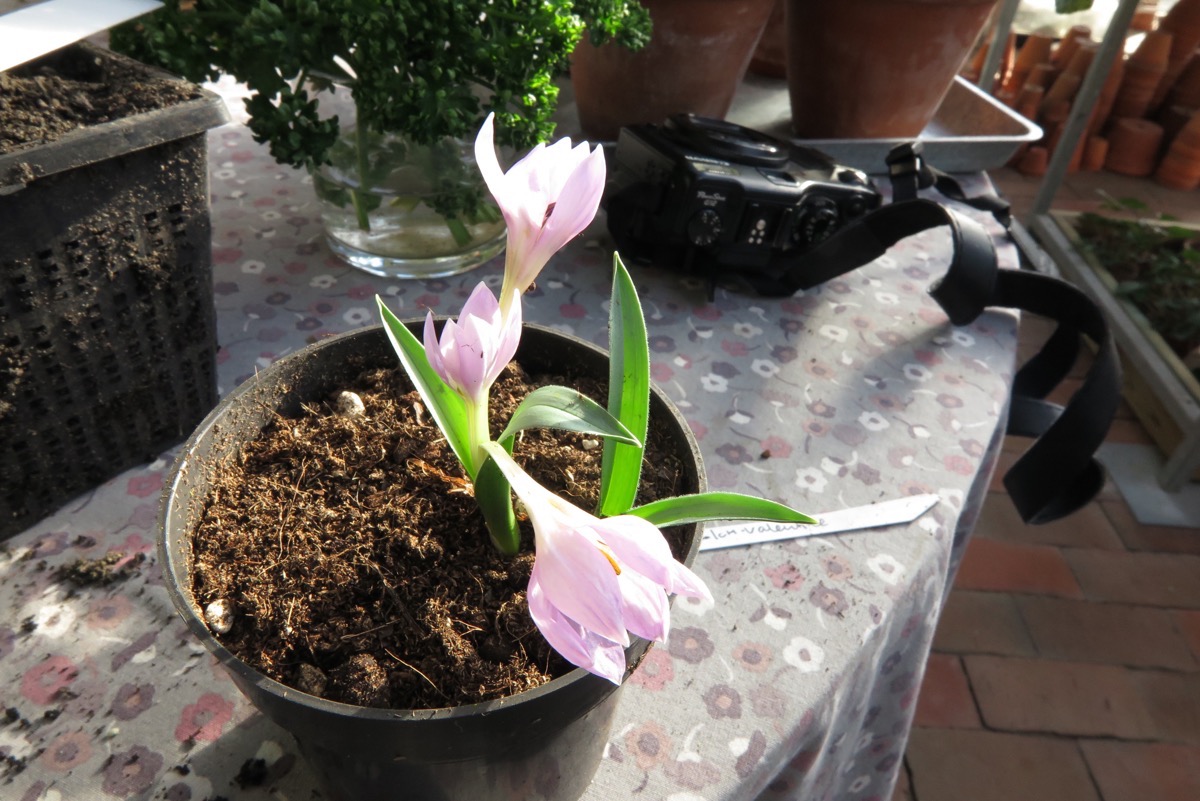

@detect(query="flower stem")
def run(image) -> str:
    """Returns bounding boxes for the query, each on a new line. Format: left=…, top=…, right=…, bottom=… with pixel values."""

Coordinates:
left=350, top=102, right=372, bottom=233
left=465, top=393, right=492, bottom=478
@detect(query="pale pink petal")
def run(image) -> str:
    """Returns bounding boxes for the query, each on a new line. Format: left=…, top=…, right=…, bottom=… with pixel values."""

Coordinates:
left=530, top=542, right=629, bottom=646
left=616, top=570, right=670, bottom=643
left=528, top=578, right=626, bottom=684
left=473, top=113, right=508, bottom=216
left=536, top=146, right=606, bottom=245
left=593, top=515, right=677, bottom=586
left=423, top=312, right=449, bottom=385
left=664, top=560, right=714, bottom=602
left=599, top=515, right=712, bottom=601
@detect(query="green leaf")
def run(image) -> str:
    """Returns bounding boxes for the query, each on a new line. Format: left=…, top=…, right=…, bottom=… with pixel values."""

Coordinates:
left=1056, top=0, right=1093, bottom=12
left=498, top=385, right=640, bottom=446
left=376, top=297, right=474, bottom=476
left=627, top=492, right=817, bottom=528
left=598, top=253, right=650, bottom=517
left=474, top=456, right=520, bottom=556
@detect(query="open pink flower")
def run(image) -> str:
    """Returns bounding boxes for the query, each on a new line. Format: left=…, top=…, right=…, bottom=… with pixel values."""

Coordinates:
left=474, top=113, right=606, bottom=316
left=423, top=281, right=521, bottom=407
left=484, top=445, right=711, bottom=683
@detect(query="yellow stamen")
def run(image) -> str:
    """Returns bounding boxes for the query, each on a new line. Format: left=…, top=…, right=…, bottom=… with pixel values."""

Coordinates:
left=596, top=542, right=621, bottom=575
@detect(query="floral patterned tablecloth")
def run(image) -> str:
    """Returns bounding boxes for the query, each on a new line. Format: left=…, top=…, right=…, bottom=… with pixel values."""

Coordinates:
left=0, top=84, right=1020, bottom=801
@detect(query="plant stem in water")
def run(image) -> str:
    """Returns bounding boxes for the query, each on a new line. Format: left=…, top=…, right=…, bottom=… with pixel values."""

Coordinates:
left=351, top=103, right=372, bottom=233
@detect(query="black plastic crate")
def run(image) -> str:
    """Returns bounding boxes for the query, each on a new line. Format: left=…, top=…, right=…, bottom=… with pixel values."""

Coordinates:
left=0, top=43, right=229, bottom=539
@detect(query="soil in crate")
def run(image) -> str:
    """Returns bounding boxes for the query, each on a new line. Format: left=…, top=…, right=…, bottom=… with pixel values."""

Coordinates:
left=0, top=46, right=200, bottom=154
left=190, top=358, right=690, bottom=711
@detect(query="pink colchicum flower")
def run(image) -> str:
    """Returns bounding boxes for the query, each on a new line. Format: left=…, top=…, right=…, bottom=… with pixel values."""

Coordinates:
left=423, top=282, right=521, bottom=408
left=485, top=447, right=712, bottom=684
left=474, top=113, right=606, bottom=317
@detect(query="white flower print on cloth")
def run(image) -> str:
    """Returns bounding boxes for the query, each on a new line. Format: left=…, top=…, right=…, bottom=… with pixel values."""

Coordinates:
left=874, top=292, right=900, bottom=306
left=28, top=599, right=77, bottom=639
left=795, top=467, right=828, bottom=493
left=866, top=554, right=906, bottom=585
left=858, top=411, right=890, bottom=431
left=903, top=363, right=933, bottom=382
left=819, top=325, right=848, bottom=343
left=751, top=359, right=780, bottom=378
left=240, top=260, right=265, bottom=274
left=952, top=330, right=976, bottom=347
left=733, top=322, right=763, bottom=338
left=675, top=592, right=715, bottom=617
left=342, top=307, right=373, bottom=326
left=701, top=373, right=729, bottom=392
left=309, top=274, right=336, bottom=289
left=783, top=635, right=826, bottom=672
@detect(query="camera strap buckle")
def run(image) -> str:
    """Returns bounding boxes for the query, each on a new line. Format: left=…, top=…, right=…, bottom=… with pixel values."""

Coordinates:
left=884, top=142, right=932, bottom=202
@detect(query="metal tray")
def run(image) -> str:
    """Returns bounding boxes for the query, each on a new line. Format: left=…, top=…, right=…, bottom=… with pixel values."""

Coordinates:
left=728, top=74, right=1042, bottom=174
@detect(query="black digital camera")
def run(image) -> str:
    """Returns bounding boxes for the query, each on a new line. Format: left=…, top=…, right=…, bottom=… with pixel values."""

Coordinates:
left=606, top=114, right=882, bottom=292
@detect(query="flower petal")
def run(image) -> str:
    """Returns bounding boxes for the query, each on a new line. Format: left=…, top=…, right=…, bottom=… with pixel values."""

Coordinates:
left=616, top=570, right=670, bottom=643
left=530, top=540, right=629, bottom=646
left=528, top=577, right=625, bottom=684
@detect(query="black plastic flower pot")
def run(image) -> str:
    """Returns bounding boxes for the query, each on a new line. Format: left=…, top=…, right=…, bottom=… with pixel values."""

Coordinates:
left=160, top=323, right=705, bottom=801
left=0, top=42, right=230, bottom=539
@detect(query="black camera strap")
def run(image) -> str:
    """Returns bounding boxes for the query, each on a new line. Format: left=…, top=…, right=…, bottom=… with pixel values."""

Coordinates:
left=745, top=143, right=1120, bottom=524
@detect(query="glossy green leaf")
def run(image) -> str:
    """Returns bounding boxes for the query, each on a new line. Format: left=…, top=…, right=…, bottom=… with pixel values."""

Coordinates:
left=474, top=456, right=520, bottom=556
left=598, top=254, right=649, bottom=517
left=626, top=492, right=817, bottom=528
left=1055, top=0, right=1092, bottom=12
left=376, top=297, right=474, bottom=476
left=498, top=385, right=640, bottom=446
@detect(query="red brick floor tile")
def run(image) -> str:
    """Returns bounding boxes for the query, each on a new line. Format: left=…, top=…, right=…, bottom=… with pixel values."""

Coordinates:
left=1133, top=670, right=1200, bottom=745
left=964, top=655, right=1157, bottom=738
left=953, top=538, right=1083, bottom=598
left=906, top=728, right=1099, bottom=801
left=975, top=493, right=1124, bottom=550
left=1082, top=741, right=1200, bottom=801
left=933, top=590, right=1036, bottom=656
left=1017, top=596, right=1198, bottom=670
left=913, top=653, right=981, bottom=729
left=1175, top=610, right=1200, bottom=663
left=1101, top=499, right=1200, bottom=555
left=1065, top=549, right=1200, bottom=608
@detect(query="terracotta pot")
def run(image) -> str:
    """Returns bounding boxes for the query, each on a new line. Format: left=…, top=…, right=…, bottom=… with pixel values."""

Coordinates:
left=1082, top=136, right=1110, bottom=171
left=1015, top=84, right=1045, bottom=121
left=749, top=0, right=787, bottom=77
left=1088, top=57, right=1125, bottom=136
left=784, top=0, right=999, bottom=139
left=1105, top=117, right=1165, bottom=176
left=1003, top=33, right=1055, bottom=95
left=1052, top=26, right=1092, bottom=69
left=1017, top=145, right=1049, bottom=176
left=1166, top=52, right=1200, bottom=110
left=1150, top=0, right=1200, bottom=110
left=571, top=0, right=776, bottom=140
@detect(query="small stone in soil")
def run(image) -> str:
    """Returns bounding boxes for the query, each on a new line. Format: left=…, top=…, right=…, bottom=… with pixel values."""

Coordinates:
left=294, top=663, right=327, bottom=697
left=203, top=600, right=234, bottom=634
left=329, top=654, right=388, bottom=708
left=335, top=391, right=365, bottom=417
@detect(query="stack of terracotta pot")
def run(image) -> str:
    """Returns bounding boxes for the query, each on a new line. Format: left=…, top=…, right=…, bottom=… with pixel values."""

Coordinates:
left=969, top=0, right=1200, bottom=192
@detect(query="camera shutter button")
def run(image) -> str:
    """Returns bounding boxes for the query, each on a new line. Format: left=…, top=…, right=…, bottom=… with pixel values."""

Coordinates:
left=687, top=208, right=723, bottom=246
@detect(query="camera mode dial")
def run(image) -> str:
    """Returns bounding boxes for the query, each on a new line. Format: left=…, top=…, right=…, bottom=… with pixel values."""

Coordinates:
left=687, top=208, right=724, bottom=246
left=791, top=197, right=840, bottom=249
